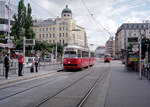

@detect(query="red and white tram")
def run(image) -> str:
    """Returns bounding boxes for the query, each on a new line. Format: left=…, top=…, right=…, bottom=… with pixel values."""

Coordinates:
left=63, top=45, right=95, bottom=70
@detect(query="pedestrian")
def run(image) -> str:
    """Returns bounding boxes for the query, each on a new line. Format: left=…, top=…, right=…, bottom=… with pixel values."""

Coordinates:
left=18, top=54, right=23, bottom=76
left=4, top=53, right=10, bottom=79
left=34, top=55, right=39, bottom=72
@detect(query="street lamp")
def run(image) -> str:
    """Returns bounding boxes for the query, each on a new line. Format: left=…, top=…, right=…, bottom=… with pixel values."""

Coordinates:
left=5, top=0, right=11, bottom=57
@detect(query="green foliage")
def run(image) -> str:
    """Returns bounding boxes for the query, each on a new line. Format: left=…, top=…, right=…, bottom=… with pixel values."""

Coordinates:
left=11, top=0, right=35, bottom=50
left=141, top=37, right=150, bottom=57
left=34, top=41, right=64, bottom=56
left=0, top=35, right=7, bottom=43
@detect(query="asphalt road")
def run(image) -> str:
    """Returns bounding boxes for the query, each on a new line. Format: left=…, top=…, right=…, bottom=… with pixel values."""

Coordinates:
left=0, top=60, right=150, bottom=107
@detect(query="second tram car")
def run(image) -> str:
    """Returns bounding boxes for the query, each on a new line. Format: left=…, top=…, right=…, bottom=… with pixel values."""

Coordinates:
left=63, top=45, right=95, bottom=70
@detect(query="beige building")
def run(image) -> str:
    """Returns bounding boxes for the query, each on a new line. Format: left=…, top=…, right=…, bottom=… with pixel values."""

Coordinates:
left=33, top=5, right=87, bottom=47
left=105, top=37, right=113, bottom=57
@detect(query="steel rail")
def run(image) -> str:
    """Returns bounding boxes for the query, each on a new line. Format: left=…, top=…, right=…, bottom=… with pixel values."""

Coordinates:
left=77, top=70, right=109, bottom=107
left=0, top=72, right=70, bottom=101
left=34, top=70, right=94, bottom=107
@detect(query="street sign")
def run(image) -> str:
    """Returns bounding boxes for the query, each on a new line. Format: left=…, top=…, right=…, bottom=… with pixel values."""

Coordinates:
left=129, top=55, right=138, bottom=62
left=132, top=45, right=139, bottom=52
left=25, top=39, right=35, bottom=46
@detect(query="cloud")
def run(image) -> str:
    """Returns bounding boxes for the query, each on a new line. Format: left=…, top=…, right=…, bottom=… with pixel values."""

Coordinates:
left=22, top=0, right=150, bottom=49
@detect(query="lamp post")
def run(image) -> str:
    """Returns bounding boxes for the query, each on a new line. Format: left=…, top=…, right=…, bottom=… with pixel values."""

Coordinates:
left=5, top=0, right=11, bottom=58
left=55, top=40, right=57, bottom=62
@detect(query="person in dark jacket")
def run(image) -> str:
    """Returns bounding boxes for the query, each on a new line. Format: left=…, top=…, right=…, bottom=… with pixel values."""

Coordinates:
left=34, top=55, right=39, bottom=72
left=4, top=53, right=10, bottom=79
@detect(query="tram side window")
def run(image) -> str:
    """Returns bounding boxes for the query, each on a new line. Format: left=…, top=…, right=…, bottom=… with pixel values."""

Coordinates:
left=82, top=51, right=89, bottom=57
left=64, top=51, right=76, bottom=58
left=77, top=50, right=81, bottom=58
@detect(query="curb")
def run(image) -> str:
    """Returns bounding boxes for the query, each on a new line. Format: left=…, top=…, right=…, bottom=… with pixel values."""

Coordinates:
left=0, top=71, right=58, bottom=87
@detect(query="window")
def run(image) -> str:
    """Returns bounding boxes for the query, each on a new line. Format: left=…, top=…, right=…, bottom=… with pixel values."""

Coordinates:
left=49, top=33, right=51, bottom=38
left=49, top=28, right=51, bottom=31
left=53, top=40, right=55, bottom=43
left=39, top=34, right=42, bottom=38
left=60, top=27, right=61, bottom=31
left=134, top=25, right=137, bottom=29
left=46, top=28, right=48, bottom=31
left=43, top=28, right=45, bottom=31
left=53, top=33, right=55, bottom=38
left=59, top=33, right=61, bottom=37
left=46, top=34, right=48, bottom=38
left=42, top=34, right=45, bottom=38
left=60, top=40, right=61, bottom=43
left=49, top=40, right=51, bottom=42
left=66, top=33, right=68, bottom=37
left=77, top=50, right=82, bottom=58
left=40, top=28, right=42, bottom=31
left=82, top=51, right=89, bottom=57
left=63, top=33, right=64, bottom=37
left=64, top=51, right=77, bottom=58
left=53, top=27, right=55, bottom=31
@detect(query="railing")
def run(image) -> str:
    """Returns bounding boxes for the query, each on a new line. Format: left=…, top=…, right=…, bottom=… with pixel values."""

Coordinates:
left=0, top=60, right=63, bottom=76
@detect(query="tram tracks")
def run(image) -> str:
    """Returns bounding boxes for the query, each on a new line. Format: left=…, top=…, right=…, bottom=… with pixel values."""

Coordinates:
left=35, top=67, right=109, bottom=107
left=77, top=70, right=109, bottom=107
left=0, top=72, right=73, bottom=102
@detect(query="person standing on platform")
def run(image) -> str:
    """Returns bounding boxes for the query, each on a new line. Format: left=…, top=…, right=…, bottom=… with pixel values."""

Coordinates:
left=4, top=53, right=10, bottom=79
left=18, top=54, right=23, bottom=76
left=34, top=55, right=39, bottom=72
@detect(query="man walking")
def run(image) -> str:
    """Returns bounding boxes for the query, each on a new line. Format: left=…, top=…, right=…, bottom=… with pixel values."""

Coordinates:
left=4, top=53, right=10, bottom=79
left=34, top=55, right=39, bottom=72
left=18, top=54, right=23, bottom=76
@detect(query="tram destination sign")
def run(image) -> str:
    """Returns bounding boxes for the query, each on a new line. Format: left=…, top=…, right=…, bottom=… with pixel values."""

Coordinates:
left=128, top=37, right=138, bottom=43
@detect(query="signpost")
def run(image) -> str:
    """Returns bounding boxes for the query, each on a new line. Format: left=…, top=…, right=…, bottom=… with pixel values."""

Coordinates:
left=132, top=45, right=139, bottom=52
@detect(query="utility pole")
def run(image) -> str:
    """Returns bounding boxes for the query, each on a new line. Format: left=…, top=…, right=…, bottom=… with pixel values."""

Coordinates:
left=139, top=34, right=142, bottom=80
left=23, top=36, right=26, bottom=64
left=55, top=40, right=57, bottom=63
left=5, top=0, right=11, bottom=58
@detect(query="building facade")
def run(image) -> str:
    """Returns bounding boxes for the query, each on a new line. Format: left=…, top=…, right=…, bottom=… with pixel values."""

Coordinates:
left=0, top=0, right=17, bottom=35
left=95, top=46, right=106, bottom=58
left=105, top=37, right=113, bottom=57
left=33, top=5, right=87, bottom=47
left=115, top=23, right=150, bottom=59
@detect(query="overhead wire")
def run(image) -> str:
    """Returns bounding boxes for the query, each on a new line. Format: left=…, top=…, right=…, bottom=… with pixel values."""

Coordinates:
left=80, top=0, right=112, bottom=38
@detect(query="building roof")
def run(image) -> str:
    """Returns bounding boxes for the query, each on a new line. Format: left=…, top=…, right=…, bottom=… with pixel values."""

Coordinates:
left=116, top=23, right=150, bottom=34
left=62, top=5, right=72, bottom=14
left=33, top=19, right=56, bottom=27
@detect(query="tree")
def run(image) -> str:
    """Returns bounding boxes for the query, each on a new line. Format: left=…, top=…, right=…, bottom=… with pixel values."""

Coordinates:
left=11, top=0, right=35, bottom=50
left=25, top=3, right=35, bottom=39
left=0, top=35, right=7, bottom=43
left=11, top=0, right=26, bottom=40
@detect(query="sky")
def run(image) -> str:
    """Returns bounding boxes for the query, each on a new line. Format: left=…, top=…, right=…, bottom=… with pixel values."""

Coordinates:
left=16, top=0, right=150, bottom=50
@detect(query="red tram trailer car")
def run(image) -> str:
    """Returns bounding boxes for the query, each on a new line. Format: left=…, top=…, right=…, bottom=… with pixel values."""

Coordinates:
left=63, top=45, right=95, bottom=70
